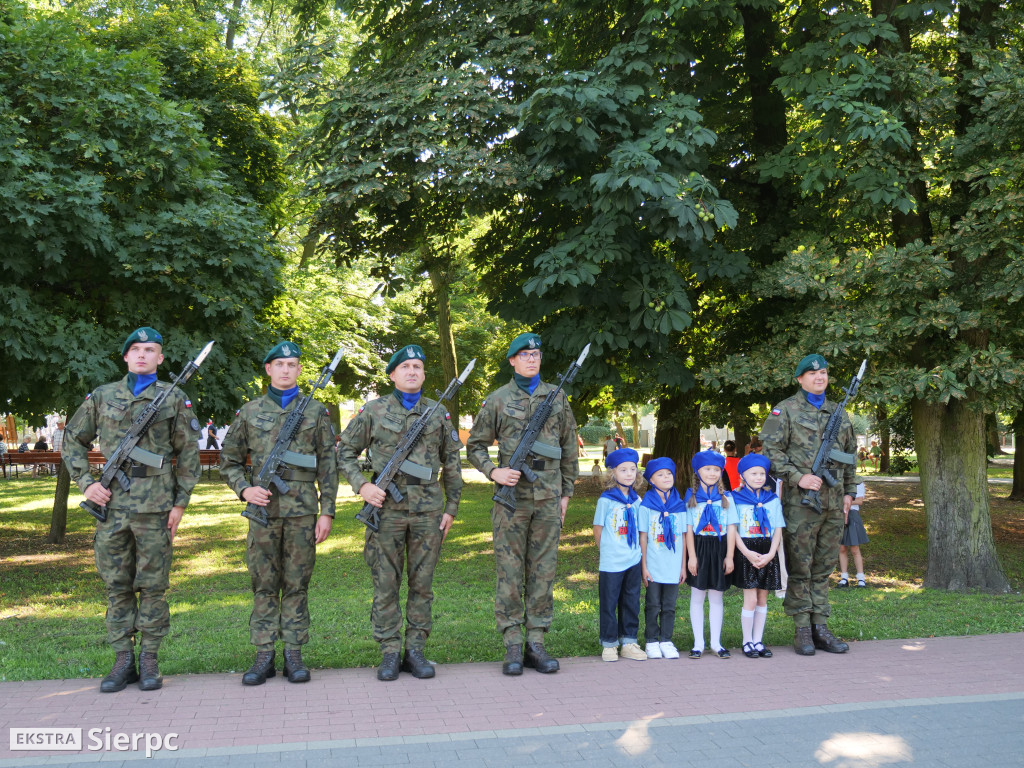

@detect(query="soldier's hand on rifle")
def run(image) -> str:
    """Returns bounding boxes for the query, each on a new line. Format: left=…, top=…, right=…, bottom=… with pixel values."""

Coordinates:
left=84, top=482, right=112, bottom=506
left=798, top=473, right=822, bottom=491
left=167, top=506, right=184, bottom=540
left=491, top=467, right=521, bottom=487
left=315, top=515, right=333, bottom=544
left=439, top=513, right=454, bottom=541
left=359, top=482, right=386, bottom=508
left=242, top=486, right=272, bottom=506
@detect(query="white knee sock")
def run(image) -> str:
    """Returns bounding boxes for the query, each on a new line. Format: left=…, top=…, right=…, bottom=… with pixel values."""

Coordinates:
left=741, top=609, right=755, bottom=645
left=689, top=589, right=706, bottom=651
left=708, top=590, right=724, bottom=650
left=753, top=605, right=768, bottom=644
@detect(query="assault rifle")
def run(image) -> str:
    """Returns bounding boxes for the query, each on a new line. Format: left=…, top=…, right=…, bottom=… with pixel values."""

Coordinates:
left=801, top=359, right=868, bottom=513
left=356, top=359, right=476, bottom=532
left=243, top=348, right=345, bottom=527
left=492, top=343, right=590, bottom=514
left=81, top=340, right=215, bottom=523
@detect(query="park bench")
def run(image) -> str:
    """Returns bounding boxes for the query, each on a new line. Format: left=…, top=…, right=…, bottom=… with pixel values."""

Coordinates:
left=1, top=450, right=105, bottom=479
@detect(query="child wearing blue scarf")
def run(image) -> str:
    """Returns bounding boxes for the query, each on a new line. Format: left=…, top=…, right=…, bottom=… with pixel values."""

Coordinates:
left=730, top=453, right=785, bottom=659
left=638, top=457, right=687, bottom=659
left=593, top=448, right=646, bottom=662
left=684, top=450, right=738, bottom=659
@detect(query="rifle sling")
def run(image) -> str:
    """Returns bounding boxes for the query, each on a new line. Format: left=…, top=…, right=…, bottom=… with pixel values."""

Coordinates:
left=128, top=463, right=173, bottom=478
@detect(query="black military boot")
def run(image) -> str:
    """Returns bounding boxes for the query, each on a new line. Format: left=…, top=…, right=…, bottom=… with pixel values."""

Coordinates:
left=524, top=642, right=559, bottom=673
left=793, top=626, right=816, bottom=656
left=138, top=651, right=163, bottom=691
left=377, top=651, right=400, bottom=681
left=401, top=648, right=435, bottom=679
left=242, top=651, right=276, bottom=686
left=284, top=649, right=311, bottom=683
left=812, top=624, right=850, bottom=654
left=100, top=651, right=139, bottom=693
left=502, top=645, right=523, bottom=676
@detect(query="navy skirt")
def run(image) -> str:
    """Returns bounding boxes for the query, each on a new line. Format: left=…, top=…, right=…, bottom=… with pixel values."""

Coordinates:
left=685, top=535, right=731, bottom=592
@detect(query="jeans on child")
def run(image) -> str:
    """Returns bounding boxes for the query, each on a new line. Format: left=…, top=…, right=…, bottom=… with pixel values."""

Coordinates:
left=598, top=562, right=642, bottom=647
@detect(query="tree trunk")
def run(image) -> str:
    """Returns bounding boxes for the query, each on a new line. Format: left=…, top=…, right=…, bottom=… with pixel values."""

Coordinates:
left=733, top=421, right=750, bottom=456
left=428, top=267, right=460, bottom=428
left=630, top=412, right=640, bottom=449
left=912, top=396, right=1009, bottom=592
left=613, top=418, right=629, bottom=448
left=652, top=388, right=701, bottom=490
left=877, top=404, right=890, bottom=473
left=1010, top=410, right=1024, bottom=501
left=47, top=462, right=71, bottom=544
left=224, top=0, right=243, bottom=50
left=985, top=412, right=1002, bottom=457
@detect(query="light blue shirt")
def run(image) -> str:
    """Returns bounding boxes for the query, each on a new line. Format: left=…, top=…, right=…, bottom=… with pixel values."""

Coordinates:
left=734, top=497, right=785, bottom=539
left=638, top=505, right=687, bottom=584
left=594, top=495, right=642, bottom=572
left=688, top=495, right=739, bottom=536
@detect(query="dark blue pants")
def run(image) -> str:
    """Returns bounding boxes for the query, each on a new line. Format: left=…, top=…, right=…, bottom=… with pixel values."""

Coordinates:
left=598, top=563, right=642, bottom=647
left=644, top=581, right=680, bottom=643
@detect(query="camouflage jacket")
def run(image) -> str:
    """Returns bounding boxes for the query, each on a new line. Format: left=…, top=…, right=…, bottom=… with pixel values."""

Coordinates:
left=337, top=392, right=463, bottom=518
left=467, top=379, right=579, bottom=503
left=220, top=394, right=338, bottom=518
left=759, top=389, right=859, bottom=510
left=63, top=375, right=201, bottom=513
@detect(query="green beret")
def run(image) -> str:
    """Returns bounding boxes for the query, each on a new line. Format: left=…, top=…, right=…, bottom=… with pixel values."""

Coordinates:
left=263, top=341, right=301, bottom=364
left=506, top=332, right=542, bottom=358
left=121, top=327, right=163, bottom=356
left=794, top=354, right=828, bottom=377
left=386, top=344, right=426, bottom=374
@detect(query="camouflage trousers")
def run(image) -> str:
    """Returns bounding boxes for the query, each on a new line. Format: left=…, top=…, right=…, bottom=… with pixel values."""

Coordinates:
left=363, top=507, right=444, bottom=653
left=246, top=515, right=316, bottom=648
left=781, top=501, right=845, bottom=626
left=94, top=507, right=172, bottom=653
left=490, top=496, right=562, bottom=647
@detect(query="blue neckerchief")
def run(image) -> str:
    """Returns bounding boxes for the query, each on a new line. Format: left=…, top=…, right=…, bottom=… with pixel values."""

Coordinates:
left=600, top=485, right=640, bottom=548
left=128, top=373, right=157, bottom=396
left=513, top=372, right=540, bottom=395
left=731, top=485, right=777, bottom=538
left=268, top=385, right=299, bottom=409
left=685, top=483, right=725, bottom=539
left=640, top=487, right=685, bottom=552
left=394, top=388, right=421, bottom=411
left=805, top=390, right=825, bottom=410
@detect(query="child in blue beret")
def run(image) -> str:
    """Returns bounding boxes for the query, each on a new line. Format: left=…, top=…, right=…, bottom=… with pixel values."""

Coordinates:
left=730, top=453, right=785, bottom=658
left=684, top=450, right=738, bottom=659
left=593, top=448, right=646, bottom=662
left=638, top=457, right=687, bottom=659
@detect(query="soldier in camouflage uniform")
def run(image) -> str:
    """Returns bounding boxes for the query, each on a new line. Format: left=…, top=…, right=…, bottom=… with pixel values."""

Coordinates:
left=759, top=354, right=857, bottom=656
left=467, top=332, right=579, bottom=676
left=220, top=342, right=338, bottom=685
left=337, top=345, right=463, bottom=681
left=63, top=327, right=202, bottom=692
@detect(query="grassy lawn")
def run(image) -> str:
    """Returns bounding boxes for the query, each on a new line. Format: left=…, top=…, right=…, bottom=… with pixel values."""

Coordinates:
left=1, top=476, right=1022, bottom=682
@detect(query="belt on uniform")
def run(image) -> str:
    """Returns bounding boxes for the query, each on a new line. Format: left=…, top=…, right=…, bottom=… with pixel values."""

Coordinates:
left=129, top=464, right=173, bottom=478
left=277, top=468, right=317, bottom=482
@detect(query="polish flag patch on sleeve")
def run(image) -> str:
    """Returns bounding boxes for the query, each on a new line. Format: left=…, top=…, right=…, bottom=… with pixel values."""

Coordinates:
left=185, top=399, right=193, bottom=408
left=771, top=408, right=781, bottom=416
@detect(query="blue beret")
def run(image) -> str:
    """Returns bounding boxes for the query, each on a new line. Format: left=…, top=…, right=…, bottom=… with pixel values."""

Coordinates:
left=121, top=327, right=163, bottom=356
left=691, top=450, right=725, bottom=472
left=263, top=341, right=301, bottom=364
left=386, top=344, right=426, bottom=374
left=738, top=453, right=771, bottom=476
left=795, top=354, right=828, bottom=377
left=643, top=457, right=676, bottom=482
left=606, top=448, right=640, bottom=468
left=506, top=332, right=542, bottom=358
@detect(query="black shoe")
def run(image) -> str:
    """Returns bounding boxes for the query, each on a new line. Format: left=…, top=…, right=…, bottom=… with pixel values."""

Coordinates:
left=793, top=626, right=815, bottom=656
left=742, top=642, right=759, bottom=658
left=401, top=648, right=435, bottom=679
left=836, top=578, right=849, bottom=588
left=714, top=647, right=731, bottom=659
left=502, top=644, right=523, bottom=676
left=377, top=651, right=400, bottom=681
left=688, top=648, right=702, bottom=659
left=812, top=624, right=849, bottom=654
left=523, top=642, right=559, bottom=673
left=242, top=651, right=276, bottom=686
left=100, top=651, right=138, bottom=693
left=284, top=649, right=311, bottom=683
left=755, top=643, right=773, bottom=658
left=138, top=651, right=163, bottom=691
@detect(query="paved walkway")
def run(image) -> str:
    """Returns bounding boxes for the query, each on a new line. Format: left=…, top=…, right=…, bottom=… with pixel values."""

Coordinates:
left=2, top=633, right=1022, bottom=767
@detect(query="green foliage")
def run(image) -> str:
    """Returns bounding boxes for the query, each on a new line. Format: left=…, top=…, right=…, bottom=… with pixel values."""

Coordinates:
left=0, top=2, right=282, bottom=420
